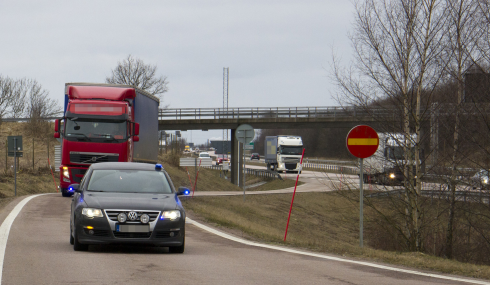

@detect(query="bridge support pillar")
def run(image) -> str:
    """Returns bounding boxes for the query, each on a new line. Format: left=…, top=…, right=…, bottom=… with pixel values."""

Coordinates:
left=230, top=129, right=242, bottom=185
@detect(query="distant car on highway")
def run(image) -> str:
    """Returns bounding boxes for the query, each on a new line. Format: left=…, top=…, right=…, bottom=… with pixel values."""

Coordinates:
left=216, top=157, right=229, bottom=165
left=470, top=169, right=490, bottom=189
left=69, top=162, right=189, bottom=252
left=250, top=153, right=260, bottom=160
left=199, top=152, right=210, bottom=158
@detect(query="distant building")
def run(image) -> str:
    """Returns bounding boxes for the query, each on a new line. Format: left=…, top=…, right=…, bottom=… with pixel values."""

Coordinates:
left=464, top=64, right=490, bottom=103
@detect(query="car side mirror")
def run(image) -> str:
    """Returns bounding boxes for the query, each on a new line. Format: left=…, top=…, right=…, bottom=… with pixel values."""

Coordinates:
left=69, top=183, right=81, bottom=193
left=176, top=187, right=190, bottom=196
left=54, top=119, right=59, bottom=132
left=133, top=136, right=140, bottom=142
left=54, top=133, right=60, bottom=138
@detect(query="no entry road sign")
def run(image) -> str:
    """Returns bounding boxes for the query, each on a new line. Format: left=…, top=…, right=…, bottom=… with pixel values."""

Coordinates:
left=346, top=125, right=379, bottom=159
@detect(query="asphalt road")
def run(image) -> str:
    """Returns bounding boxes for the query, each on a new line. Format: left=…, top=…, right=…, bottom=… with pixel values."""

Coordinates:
left=0, top=194, right=486, bottom=285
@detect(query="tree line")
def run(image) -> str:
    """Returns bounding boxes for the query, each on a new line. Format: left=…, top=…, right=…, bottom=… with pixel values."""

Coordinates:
left=331, top=0, right=490, bottom=263
left=256, top=0, right=490, bottom=264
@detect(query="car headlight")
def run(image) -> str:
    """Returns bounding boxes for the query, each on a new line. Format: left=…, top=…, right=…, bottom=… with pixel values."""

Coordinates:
left=160, top=210, right=181, bottom=221
left=483, top=178, right=489, bottom=184
left=389, top=173, right=396, bottom=179
left=82, top=208, right=103, bottom=218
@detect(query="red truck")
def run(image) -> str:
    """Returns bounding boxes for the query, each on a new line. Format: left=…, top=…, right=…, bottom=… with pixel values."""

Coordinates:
left=54, top=83, right=160, bottom=197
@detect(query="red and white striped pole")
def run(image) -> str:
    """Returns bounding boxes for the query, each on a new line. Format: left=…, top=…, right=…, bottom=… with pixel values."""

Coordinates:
left=284, top=148, right=305, bottom=242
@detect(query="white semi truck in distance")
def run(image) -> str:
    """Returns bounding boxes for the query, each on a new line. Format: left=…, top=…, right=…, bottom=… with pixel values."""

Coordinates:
left=363, top=133, right=423, bottom=185
left=265, top=136, right=303, bottom=173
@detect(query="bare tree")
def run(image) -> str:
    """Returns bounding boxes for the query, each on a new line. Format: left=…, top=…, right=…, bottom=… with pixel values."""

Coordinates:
left=0, top=75, right=16, bottom=121
left=106, top=55, right=169, bottom=98
left=21, top=79, right=59, bottom=136
left=331, top=0, right=447, bottom=251
left=442, top=0, right=482, bottom=259
left=8, top=78, right=28, bottom=118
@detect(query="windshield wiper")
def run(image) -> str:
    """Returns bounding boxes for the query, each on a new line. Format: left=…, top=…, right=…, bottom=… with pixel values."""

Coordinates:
left=66, top=133, right=91, bottom=141
left=93, top=134, right=119, bottom=142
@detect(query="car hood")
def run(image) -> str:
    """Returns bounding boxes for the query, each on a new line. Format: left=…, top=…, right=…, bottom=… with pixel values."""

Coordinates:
left=83, top=192, right=178, bottom=211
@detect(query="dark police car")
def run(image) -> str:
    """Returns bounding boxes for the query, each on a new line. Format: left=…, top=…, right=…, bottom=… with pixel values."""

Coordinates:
left=69, top=162, right=189, bottom=253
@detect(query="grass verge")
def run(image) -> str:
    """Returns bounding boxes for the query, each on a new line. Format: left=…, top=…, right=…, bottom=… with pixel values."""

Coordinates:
left=181, top=192, right=490, bottom=280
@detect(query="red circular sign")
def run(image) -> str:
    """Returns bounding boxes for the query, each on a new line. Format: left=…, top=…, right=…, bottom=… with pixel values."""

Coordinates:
left=346, top=125, right=379, bottom=159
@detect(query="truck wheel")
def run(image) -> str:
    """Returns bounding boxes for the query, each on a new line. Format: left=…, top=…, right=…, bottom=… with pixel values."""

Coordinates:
left=61, top=189, right=72, bottom=197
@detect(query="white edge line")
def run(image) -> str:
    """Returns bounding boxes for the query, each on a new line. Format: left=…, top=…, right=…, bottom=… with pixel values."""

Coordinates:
left=0, top=193, right=51, bottom=285
left=186, top=218, right=490, bottom=285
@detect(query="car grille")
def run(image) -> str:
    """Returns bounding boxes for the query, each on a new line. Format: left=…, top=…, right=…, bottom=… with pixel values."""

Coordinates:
left=70, top=152, right=119, bottom=165
left=113, top=232, right=152, bottom=238
left=285, top=163, right=297, bottom=170
left=70, top=169, right=87, bottom=183
left=105, top=210, right=160, bottom=222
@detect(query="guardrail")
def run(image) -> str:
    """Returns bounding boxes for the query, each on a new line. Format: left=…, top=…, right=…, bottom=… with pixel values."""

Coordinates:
left=302, top=162, right=358, bottom=174
left=367, top=189, right=490, bottom=204
left=204, top=165, right=281, bottom=180
left=158, top=106, right=399, bottom=120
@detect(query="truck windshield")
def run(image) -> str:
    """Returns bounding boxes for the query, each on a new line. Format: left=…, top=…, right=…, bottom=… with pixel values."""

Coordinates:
left=64, top=119, right=127, bottom=142
left=386, top=147, right=416, bottom=160
left=279, top=146, right=303, bottom=155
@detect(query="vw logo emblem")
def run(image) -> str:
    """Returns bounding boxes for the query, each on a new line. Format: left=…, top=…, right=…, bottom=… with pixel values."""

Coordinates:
left=91, top=157, right=97, bottom=162
left=127, top=211, right=138, bottom=221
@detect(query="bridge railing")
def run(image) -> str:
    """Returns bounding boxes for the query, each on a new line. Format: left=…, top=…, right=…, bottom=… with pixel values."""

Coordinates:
left=158, top=106, right=398, bottom=120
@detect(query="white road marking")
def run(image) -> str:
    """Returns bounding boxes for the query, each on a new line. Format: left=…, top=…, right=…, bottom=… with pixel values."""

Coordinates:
left=0, top=194, right=51, bottom=285
left=186, top=218, right=490, bottom=285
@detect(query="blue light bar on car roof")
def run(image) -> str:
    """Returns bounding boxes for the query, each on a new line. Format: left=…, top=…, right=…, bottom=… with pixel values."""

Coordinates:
left=155, top=164, right=163, bottom=170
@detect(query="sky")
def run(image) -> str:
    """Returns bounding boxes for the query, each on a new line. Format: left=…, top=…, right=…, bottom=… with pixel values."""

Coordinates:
left=0, top=0, right=354, bottom=144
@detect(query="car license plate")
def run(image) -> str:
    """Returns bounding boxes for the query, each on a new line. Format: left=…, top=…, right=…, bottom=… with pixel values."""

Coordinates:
left=116, top=224, right=150, bottom=233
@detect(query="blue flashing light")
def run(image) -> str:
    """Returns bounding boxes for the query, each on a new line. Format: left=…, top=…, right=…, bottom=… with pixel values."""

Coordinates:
left=68, top=187, right=74, bottom=192
left=184, top=190, right=190, bottom=195
left=155, top=164, right=162, bottom=170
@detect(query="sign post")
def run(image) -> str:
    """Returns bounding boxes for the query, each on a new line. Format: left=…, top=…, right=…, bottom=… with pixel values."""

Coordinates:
left=346, top=125, right=378, bottom=248
left=236, top=124, right=255, bottom=200
left=8, top=136, right=23, bottom=196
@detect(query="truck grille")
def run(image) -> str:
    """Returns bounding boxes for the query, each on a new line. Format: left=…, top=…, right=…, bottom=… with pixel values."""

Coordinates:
left=285, top=163, right=297, bottom=170
left=70, top=152, right=119, bottom=165
left=283, top=157, right=300, bottom=163
left=105, top=210, right=160, bottom=222
left=70, top=169, right=87, bottom=183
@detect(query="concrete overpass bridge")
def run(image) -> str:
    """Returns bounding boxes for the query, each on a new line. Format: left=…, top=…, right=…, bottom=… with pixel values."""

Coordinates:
left=157, top=106, right=400, bottom=130
left=158, top=106, right=404, bottom=186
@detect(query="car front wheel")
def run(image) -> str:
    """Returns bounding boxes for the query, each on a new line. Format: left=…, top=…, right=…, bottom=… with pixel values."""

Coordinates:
left=169, top=237, right=185, bottom=254
left=73, top=223, right=88, bottom=251
left=70, top=223, right=74, bottom=245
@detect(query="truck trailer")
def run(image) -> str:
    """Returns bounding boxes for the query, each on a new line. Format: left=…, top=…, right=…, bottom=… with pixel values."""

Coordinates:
left=265, top=136, right=303, bottom=173
left=54, top=83, right=159, bottom=196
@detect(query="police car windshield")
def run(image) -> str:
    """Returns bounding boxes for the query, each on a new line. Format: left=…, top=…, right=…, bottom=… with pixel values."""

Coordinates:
left=87, top=170, right=172, bottom=193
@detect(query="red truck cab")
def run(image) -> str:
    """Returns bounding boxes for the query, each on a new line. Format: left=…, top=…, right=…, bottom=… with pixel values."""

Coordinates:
left=54, top=83, right=159, bottom=197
